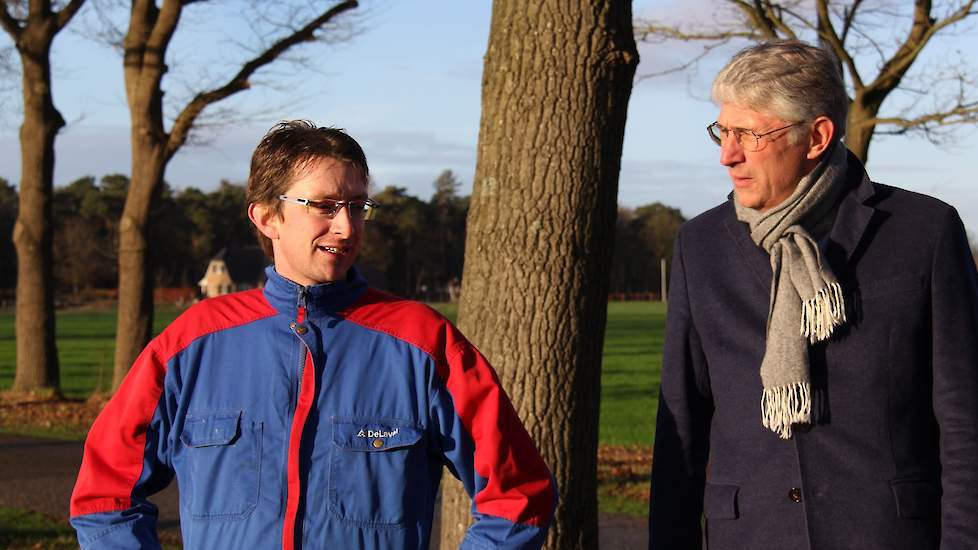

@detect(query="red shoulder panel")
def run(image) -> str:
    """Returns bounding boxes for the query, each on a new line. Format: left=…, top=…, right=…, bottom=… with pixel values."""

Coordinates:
left=69, top=289, right=277, bottom=517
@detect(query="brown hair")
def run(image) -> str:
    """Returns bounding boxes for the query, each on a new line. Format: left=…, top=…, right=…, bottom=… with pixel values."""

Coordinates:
left=246, top=120, right=369, bottom=257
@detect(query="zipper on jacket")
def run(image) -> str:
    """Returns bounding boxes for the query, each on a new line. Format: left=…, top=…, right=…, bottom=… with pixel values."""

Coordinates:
left=296, top=287, right=308, bottom=324
left=283, top=285, right=312, bottom=549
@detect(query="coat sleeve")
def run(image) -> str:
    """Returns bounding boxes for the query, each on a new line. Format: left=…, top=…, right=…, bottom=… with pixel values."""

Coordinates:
left=649, top=231, right=714, bottom=550
left=69, top=340, right=174, bottom=549
left=427, top=329, right=557, bottom=550
left=929, top=207, right=978, bottom=547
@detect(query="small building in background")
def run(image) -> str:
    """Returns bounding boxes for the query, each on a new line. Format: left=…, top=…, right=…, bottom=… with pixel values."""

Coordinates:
left=197, top=246, right=268, bottom=298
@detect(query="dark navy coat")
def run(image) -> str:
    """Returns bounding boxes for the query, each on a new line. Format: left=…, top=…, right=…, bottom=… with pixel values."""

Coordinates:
left=649, top=154, right=978, bottom=549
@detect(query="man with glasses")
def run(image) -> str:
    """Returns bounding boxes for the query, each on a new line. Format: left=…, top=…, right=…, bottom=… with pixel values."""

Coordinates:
left=649, top=41, right=978, bottom=550
left=71, top=121, right=555, bottom=549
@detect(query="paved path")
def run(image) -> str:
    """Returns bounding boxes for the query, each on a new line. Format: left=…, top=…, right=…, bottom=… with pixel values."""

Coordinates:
left=0, top=433, right=645, bottom=548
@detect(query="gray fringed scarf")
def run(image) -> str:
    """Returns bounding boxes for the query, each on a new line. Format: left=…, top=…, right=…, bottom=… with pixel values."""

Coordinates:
left=734, top=141, right=848, bottom=439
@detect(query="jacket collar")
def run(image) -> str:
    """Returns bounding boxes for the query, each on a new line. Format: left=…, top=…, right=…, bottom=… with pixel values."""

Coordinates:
left=824, top=150, right=876, bottom=267
left=262, top=265, right=368, bottom=321
left=723, top=148, right=877, bottom=290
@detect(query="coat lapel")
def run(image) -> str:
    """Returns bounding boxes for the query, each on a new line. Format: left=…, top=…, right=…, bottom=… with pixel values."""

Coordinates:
left=826, top=152, right=877, bottom=269
left=723, top=202, right=772, bottom=292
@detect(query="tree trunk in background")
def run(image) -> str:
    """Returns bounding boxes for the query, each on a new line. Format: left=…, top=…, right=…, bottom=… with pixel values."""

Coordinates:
left=112, top=132, right=166, bottom=389
left=12, top=40, right=61, bottom=396
left=3, top=0, right=87, bottom=396
left=111, top=0, right=175, bottom=389
left=438, top=2, right=638, bottom=549
left=846, top=94, right=881, bottom=164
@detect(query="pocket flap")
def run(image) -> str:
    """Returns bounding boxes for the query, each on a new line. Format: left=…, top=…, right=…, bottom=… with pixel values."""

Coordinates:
left=181, top=411, right=242, bottom=447
left=891, top=480, right=941, bottom=518
left=703, top=482, right=739, bottom=519
left=331, top=417, right=423, bottom=451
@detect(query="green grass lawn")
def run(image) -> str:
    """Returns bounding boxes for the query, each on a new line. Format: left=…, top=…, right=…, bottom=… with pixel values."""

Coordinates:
left=0, top=305, right=187, bottom=399
left=1, top=300, right=663, bottom=446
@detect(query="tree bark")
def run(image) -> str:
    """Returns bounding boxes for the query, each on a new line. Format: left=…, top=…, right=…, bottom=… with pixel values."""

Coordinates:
left=846, top=90, right=887, bottom=163
left=111, top=0, right=176, bottom=389
left=4, top=0, right=87, bottom=396
left=437, top=2, right=638, bottom=549
left=112, top=134, right=166, bottom=389
left=12, top=36, right=60, bottom=396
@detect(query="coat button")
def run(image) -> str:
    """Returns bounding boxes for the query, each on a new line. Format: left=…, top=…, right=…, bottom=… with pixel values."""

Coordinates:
left=290, top=322, right=308, bottom=335
left=372, top=438, right=384, bottom=448
left=788, top=487, right=803, bottom=503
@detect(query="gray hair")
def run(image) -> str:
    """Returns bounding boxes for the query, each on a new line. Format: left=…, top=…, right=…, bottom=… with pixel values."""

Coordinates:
left=712, top=40, right=848, bottom=144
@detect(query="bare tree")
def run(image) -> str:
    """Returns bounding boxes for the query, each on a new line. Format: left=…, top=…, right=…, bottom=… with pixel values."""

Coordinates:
left=110, top=0, right=359, bottom=389
left=1, top=0, right=87, bottom=397
left=437, top=1, right=638, bottom=548
left=636, top=0, right=978, bottom=162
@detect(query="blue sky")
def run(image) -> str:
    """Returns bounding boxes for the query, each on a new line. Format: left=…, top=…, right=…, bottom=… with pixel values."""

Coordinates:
left=1, top=0, right=976, bottom=234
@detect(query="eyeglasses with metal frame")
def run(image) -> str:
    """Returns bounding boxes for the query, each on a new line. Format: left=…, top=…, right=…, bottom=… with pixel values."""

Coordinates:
left=706, top=121, right=805, bottom=152
left=278, top=195, right=380, bottom=221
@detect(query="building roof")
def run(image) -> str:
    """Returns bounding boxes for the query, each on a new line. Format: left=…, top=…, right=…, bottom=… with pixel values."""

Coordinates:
left=212, top=246, right=269, bottom=285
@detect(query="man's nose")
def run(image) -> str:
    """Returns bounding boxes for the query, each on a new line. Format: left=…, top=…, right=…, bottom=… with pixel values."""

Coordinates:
left=330, top=205, right=356, bottom=237
left=719, top=137, right=744, bottom=166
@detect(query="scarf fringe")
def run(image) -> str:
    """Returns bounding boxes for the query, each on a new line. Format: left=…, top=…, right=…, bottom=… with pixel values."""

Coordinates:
left=800, top=282, right=846, bottom=343
left=761, top=382, right=811, bottom=439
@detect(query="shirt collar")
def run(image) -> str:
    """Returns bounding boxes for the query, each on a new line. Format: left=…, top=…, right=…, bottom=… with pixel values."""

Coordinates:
left=262, top=264, right=368, bottom=320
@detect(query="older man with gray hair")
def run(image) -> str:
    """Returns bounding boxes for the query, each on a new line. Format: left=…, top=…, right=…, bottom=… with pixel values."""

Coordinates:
left=649, top=40, right=978, bottom=549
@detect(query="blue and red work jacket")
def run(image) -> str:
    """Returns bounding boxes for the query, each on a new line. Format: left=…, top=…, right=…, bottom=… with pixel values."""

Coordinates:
left=70, top=266, right=555, bottom=549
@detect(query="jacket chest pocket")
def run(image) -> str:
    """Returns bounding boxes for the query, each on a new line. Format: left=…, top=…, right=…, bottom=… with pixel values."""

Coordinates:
left=180, top=410, right=262, bottom=520
left=329, top=416, right=427, bottom=527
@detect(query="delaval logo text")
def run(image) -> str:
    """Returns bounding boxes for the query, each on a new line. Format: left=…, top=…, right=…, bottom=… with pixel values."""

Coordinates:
left=356, top=428, right=399, bottom=438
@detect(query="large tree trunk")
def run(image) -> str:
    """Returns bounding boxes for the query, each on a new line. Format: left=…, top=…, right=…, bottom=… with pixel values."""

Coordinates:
left=112, top=131, right=166, bottom=389
left=10, top=19, right=62, bottom=397
left=438, top=2, right=638, bottom=549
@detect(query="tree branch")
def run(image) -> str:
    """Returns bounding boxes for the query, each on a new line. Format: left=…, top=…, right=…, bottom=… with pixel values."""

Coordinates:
left=730, top=0, right=780, bottom=39
left=867, top=101, right=978, bottom=135
left=637, top=37, right=739, bottom=81
left=165, top=0, right=358, bottom=159
left=815, top=0, right=864, bottom=90
left=635, top=22, right=756, bottom=43
left=0, top=2, right=23, bottom=39
left=864, top=0, right=974, bottom=100
left=144, top=0, right=183, bottom=62
left=55, top=0, right=87, bottom=32
left=839, top=0, right=864, bottom=45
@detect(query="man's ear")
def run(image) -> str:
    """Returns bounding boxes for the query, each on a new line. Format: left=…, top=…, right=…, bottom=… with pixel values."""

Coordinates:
left=806, top=115, right=835, bottom=160
left=248, top=202, right=280, bottom=241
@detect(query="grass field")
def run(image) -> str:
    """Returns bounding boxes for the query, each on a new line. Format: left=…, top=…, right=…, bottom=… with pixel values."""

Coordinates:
left=0, top=305, right=188, bottom=399
left=0, top=301, right=664, bottom=446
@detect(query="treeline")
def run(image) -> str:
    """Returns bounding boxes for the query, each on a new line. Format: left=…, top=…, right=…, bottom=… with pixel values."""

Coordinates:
left=0, top=170, right=686, bottom=301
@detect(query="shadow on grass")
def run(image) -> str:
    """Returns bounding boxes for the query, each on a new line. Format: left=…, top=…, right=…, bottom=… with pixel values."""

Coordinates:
left=0, top=507, right=77, bottom=550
